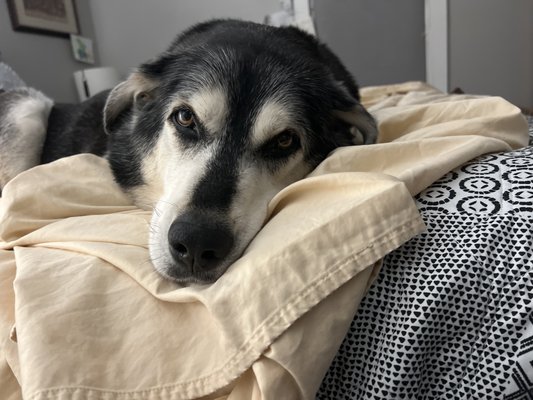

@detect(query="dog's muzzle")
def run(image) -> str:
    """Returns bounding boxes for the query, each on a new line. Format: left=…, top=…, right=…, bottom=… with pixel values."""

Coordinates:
left=167, top=210, right=234, bottom=280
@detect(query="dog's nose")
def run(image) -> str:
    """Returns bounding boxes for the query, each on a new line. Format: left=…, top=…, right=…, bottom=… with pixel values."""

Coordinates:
left=167, top=212, right=234, bottom=272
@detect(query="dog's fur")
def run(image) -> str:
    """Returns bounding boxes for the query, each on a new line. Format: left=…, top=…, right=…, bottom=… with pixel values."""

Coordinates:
left=0, top=20, right=377, bottom=283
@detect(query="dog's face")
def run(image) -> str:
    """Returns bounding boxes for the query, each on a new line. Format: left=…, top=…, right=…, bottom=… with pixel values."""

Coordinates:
left=104, top=20, right=376, bottom=284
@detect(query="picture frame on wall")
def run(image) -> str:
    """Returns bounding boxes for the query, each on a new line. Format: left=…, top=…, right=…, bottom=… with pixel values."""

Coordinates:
left=70, top=34, right=95, bottom=64
left=7, top=0, right=80, bottom=38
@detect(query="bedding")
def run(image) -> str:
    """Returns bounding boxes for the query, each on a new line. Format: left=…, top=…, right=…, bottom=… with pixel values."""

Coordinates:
left=0, top=82, right=528, bottom=400
left=317, top=115, right=533, bottom=399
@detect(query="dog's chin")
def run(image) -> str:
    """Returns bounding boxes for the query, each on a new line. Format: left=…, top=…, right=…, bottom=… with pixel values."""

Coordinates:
left=150, top=251, right=238, bottom=285
left=159, top=270, right=218, bottom=285
left=161, top=263, right=226, bottom=285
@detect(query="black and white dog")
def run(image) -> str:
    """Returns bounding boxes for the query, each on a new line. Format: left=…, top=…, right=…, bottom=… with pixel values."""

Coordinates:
left=0, top=20, right=377, bottom=283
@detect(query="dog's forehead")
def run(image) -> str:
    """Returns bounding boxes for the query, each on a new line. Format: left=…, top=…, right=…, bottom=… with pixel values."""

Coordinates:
left=159, top=44, right=322, bottom=143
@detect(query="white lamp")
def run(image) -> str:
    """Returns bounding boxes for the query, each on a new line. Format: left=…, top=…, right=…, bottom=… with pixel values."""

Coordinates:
left=73, top=67, right=121, bottom=102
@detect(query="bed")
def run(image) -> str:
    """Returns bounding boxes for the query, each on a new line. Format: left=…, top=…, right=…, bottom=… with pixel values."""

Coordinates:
left=0, top=65, right=531, bottom=399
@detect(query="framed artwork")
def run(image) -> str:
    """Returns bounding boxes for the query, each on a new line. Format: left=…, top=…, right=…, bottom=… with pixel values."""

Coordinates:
left=70, top=34, right=95, bottom=64
left=7, top=0, right=80, bottom=38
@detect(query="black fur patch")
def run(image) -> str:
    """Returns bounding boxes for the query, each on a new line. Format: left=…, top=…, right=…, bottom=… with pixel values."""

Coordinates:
left=108, top=95, right=166, bottom=189
left=41, top=90, right=109, bottom=164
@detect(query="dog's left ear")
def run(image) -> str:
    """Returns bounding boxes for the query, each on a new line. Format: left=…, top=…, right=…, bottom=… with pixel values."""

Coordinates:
left=104, top=71, right=158, bottom=134
left=334, top=103, right=378, bottom=145
left=328, top=80, right=378, bottom=145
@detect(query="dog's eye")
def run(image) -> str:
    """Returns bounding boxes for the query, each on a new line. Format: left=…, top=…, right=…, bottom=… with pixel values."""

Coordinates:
left=276, top=131, right=295, bottom=149
left=261, top=130, right=300, bottom=159
left=171, top=107, right=196, bottom=129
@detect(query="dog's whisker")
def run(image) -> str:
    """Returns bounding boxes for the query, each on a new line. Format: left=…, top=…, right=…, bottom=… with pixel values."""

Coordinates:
left=154, top=199, right=180, bottom=209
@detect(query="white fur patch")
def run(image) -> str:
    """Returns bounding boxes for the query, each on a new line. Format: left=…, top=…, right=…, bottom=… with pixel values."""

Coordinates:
left=251, top=100, right=295, bottom=146
left=184, top=86, right=228, bottom=135
left=143, top=123, right=213, bottom=277
left=0, top=89, right=53, bottom=188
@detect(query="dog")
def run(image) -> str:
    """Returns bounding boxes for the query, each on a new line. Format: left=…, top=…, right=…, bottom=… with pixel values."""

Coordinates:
left=0, top=19, right=377, bottom=283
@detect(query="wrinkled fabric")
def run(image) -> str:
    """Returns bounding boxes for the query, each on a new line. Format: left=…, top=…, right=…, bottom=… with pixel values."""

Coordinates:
left=0, top=82, right=528, bottom=399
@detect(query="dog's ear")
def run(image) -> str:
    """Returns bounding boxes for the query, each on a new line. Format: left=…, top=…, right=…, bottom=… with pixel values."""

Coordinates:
left=103, top=71, right=158, bottom=134
left=330, top=82, right=378, bottom=145
left=334, top=103, right=378, bottom=145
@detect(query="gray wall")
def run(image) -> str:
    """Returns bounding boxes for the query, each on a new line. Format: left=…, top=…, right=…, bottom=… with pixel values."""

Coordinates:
left=90, top=0, right=426, bottom=88
left=314, top=0, right=426, bottom=87
left=449, top=0, right=533, bottom=108
left=4, top=1, right=531, bottom=108
left=89, top=0, right=281, bottom=78
left=0, top=0, right=99, bottom=102
left=1, top=0, right=425, bottom=101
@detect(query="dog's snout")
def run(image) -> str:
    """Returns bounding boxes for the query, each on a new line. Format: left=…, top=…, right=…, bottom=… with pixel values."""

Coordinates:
left=167, top=212, right=234, bottom=273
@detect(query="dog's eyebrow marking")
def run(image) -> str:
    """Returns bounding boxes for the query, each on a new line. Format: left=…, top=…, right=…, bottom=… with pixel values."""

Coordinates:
left=251, top=100, right=295, bottom=146
left=186, top=86, right=228, bottom=135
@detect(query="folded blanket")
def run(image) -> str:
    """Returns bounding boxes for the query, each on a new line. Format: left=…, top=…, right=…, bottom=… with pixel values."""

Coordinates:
left=0, top=82, right=528, bottom=400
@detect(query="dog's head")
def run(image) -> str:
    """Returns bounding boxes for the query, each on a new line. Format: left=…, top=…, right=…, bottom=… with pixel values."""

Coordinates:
left=103, top=19, right=376, bottom=284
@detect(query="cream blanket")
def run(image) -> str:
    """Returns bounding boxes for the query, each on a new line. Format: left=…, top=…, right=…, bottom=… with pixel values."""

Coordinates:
left=0, top=82, right=528, bottom=399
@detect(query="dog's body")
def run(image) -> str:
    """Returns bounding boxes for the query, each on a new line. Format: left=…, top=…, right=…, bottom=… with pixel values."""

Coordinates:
left=0, top=19, right=377, bottom=283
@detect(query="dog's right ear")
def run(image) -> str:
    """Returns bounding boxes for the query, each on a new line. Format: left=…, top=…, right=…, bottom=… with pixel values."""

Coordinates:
left=103, top=71, right=158, bottom=134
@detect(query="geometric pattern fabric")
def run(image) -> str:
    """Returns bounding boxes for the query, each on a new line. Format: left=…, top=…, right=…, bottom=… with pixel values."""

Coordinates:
left=317, top=117, right=533, bottom=399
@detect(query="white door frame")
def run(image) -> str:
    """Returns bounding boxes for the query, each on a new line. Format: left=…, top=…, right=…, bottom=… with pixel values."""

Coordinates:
left=425, top=0, right=448, bottom=92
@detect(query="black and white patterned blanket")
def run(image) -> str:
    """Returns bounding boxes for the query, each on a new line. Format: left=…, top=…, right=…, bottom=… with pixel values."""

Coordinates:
left=317, top=116, right=533, bottom=399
